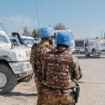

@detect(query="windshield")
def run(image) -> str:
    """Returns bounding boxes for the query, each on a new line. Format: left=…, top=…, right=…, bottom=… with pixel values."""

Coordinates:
left=97, top=42, right=105, bottom=48
left=22, top=38, right=35, bottom=45
left=75, top=40, right=84, bottom=47
left=0, top=34, right=9, bottom=43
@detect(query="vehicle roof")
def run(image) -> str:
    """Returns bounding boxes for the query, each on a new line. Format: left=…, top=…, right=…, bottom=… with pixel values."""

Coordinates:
left=0, top=30, right=7, bottom=36
left=87, top=39, right=105, bottom=44
left=75, top=39, right=85, bottom=41
left=21, top=35, right=34, bottom=40
left=54, top=29, right=72, bottom=33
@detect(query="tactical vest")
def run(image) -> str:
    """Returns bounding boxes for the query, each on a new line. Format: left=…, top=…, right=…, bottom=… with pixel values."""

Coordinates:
left=43, top=51, right=76, bottom=90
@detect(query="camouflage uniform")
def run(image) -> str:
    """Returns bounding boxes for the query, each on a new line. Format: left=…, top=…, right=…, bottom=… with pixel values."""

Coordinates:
left=41, top=47, right=82, bottom=105
left=30, top=42, right=54, bottom=105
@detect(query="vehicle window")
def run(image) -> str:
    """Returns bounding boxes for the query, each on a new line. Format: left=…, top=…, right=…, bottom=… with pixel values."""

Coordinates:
left=53, top=33, right=57, bottom=39
left=91, top=42, right=94, bottom=46
left=88, top=42, right=91, bottom=46
left=98, top=42, right=105, bottom=47
left=0, top=34, right=9, bottom=43
left=22, top=38, right=35, bottom=45
left=102, top=43, right=105, bottom=46
left=75, top=40, right=84, bottom=47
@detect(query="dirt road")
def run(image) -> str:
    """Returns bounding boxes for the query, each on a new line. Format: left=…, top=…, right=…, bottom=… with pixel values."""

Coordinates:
left=77, top=55, right=105, bottom=105
left=0, top=55, right=105, bottom=105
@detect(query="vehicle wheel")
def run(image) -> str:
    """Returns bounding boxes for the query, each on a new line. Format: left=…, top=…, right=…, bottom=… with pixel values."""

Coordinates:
left=92, top=50, right=96, bottom=56
left=0, top=64, right=17, bottom=94
left=85, top=49, right=90, bottom=57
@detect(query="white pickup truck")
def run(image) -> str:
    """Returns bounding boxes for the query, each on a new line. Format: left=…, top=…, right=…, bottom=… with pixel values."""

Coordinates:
left=85, top=39, right=105, bottom=57
left=0, top=31, right=33, bottom=94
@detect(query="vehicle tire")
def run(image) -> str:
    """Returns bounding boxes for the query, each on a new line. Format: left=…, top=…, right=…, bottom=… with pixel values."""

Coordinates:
left=0, top=64, right=17, bottom=94
left=92, top=50, right=96, bottom=56
left=85, top=49, right=90, bottom=57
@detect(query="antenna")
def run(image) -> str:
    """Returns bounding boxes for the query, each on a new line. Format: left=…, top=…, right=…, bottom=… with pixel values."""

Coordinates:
left=0, top=22, right=9, bottom=36
left=104, top=32, right=105, bottom=39
left=35, top=0, right=40, bottom=29
left=101, top=30, right=103, bottom=39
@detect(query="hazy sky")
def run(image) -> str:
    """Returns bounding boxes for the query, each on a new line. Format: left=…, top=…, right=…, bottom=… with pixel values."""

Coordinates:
left=0, top=0, right=105, bottom=38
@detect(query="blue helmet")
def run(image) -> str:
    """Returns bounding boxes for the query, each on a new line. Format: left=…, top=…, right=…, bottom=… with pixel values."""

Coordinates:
left=39, top=27, right=54, bottom=38
left=55, top=32, right=72, bottom=46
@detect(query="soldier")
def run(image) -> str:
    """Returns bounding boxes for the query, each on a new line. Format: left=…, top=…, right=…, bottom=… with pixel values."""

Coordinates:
left=41, top=32, right=82, bottom=105
left=30, top=27, right=54, bottom=105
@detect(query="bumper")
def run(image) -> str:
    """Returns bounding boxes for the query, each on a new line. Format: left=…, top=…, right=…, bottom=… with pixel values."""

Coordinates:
left=96, top=50, right=105, bottom=55
left=9, top=61, right=33, bottom=74
left=80, top=49, right=85, bottom=53
left=74, top=49, right=80, bottom=53
left=74, top=49, right=85, bottom=53
left=16, top=70, right=33, bottom=79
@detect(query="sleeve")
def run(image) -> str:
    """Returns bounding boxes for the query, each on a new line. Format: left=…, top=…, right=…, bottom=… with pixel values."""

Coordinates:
left=30, top=44, right=37, bottom=72
left=71, top=55, right=82, bottom=80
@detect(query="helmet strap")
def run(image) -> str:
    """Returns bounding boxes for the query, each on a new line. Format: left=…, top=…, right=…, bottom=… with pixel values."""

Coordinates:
left=42, top=37, right=53, bottom=45
left=57, top=45, right=70, bottom=52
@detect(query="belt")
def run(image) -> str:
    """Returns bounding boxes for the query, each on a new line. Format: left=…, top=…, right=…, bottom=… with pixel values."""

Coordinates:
left=41, top=85, right=59, bottom=90
left=41, top=85, right=74, bottom=91
left=41, top=85, right=74, bottom=96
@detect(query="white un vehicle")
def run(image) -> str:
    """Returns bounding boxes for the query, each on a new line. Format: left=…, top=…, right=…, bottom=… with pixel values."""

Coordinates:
left=0, top=31, right=33, bottom=94
left=85, top=39, right=105, bottom=57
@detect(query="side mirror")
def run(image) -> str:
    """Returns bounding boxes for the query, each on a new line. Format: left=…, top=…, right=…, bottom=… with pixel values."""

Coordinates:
left=10, top=40, right=14, bottom=48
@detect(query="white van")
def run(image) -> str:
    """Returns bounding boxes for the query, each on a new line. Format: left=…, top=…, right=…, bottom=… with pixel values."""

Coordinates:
left=85, top=39, right=105, bottom=57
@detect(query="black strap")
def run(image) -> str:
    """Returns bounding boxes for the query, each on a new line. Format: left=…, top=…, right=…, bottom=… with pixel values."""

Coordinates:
left=70, top=57, right=76, bottom=79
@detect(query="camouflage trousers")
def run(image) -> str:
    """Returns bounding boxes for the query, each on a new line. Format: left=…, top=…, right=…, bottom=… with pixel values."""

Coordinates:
left=37, top=88, right=75, bottom=105
left=34, top=77, right=43, bottom=105
left=34, top=77, right=41, bottom=94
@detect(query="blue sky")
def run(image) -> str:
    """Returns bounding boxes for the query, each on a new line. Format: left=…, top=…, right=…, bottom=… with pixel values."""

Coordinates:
left=0, top=0, right=105, bottom=38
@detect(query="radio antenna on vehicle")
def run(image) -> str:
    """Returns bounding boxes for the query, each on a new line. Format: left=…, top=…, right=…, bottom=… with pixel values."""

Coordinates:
left=35, top=0, right=40, bottom=29
left=0, top=22, right=9, bottom=36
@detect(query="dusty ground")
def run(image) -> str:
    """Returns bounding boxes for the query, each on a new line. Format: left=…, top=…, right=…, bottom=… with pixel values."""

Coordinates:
left=0, top=54, right=105, bottom=105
